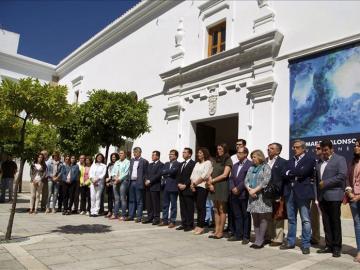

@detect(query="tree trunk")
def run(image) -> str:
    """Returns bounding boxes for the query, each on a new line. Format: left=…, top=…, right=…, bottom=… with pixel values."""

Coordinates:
left=104, top=144, right=110, bottom=164
left=5, top=117, right=27, bottom=240
left=5, top=158, right=25, bottom=240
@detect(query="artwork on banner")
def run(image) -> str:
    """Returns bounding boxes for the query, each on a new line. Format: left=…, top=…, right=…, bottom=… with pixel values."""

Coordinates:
left=289, top=43, right=360, bottom=161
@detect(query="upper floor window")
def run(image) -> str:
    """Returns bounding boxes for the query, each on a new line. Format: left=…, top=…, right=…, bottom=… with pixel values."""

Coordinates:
left=208, top=21, right=226, bottom=57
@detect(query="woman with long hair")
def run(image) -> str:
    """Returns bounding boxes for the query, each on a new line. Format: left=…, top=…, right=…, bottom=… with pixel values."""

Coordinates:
left=80, top=156, right=92, bottom=215
left=208, top=143, right=232, bottom=239
left=345, top=138, right=360, bottom=263
left=89, top=153, right=107, bottom=217
left=245, top=150, right=272, bottom=248
left=190, top=147, right=213, bottom=235
left=104, top=153, right=120, bottom=218
left=29, top=153, right=47, bottom=214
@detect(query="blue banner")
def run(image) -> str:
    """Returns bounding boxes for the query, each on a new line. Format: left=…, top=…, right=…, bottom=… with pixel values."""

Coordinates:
left=289, top=43, right=360, bottom=162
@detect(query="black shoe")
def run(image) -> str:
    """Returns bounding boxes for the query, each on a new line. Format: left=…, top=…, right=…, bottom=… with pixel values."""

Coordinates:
left=213, top=235, right=223, bottom=239
left=184, top=227, right=193, bottom=232
left=152, top=221, right=160, bottom=225
left=280, top=244, right=295, bottom=250
left=176, top=225, right=185, bottom=231
left=242, top=239, right=250, bottom=245
left=208, top=235, right=216, bottom=239
left=332, top=250, right=341, bottom=257
left=250, top=244, right=264, bottom=249
left=317, top=247, right=332, bottom=254
left=227, top=236, right=241, bottom=242
left=263, top=239, right=271, bottom=245
left=89, top=214, right=94, bottom=217
left=142, top=219, right=152, bottom=224
left=301, top=247, right=310, bottom=255
left=208, top=222, right=215, bottom=228
left=62, top=211, right=66, bottom=215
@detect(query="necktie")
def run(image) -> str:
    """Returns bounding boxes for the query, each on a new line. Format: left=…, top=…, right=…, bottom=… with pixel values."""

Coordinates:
left=181, top=161, right=187, bottom=172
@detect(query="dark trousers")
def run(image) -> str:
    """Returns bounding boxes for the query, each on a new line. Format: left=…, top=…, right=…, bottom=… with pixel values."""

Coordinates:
left=63, top=181, right=76, bottom=211
left=320, top=200, right=342, bottom=251
left=106, top=185, right=114, bottom=213
left=230, top=194, right=251, bottom=240
left=41, top=179, right=48, bottom=209
left=73, top=180, right=80, bottom=212
left=227, top=195, right=235, bottom=233
left=146, top=188, right=160, bottom=222
left=162, top=190, right=178, bottom=223
left=179, top=192, right=194, bottom=228
left=195, top=187, right=208, bottom=228
left=57, top=182, right=64, bottom=211
left=80, top=186, right=91, bottom=212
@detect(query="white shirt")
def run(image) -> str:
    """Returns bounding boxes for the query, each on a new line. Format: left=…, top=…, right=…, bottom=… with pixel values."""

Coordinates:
left=320, top=155, right=332, bottom=179
left=294, top=153, right=305, bottom=167
left=131, top=159, right=139, bottom=180
left=231, top=154, right=238, bottom=165
left=190, top=160, right=213, bottom=188
left=89, top=162, right=107, bottom=184
left=236, top=159, right=246, bottom=177
left=267, top=156, right=278, bottom=169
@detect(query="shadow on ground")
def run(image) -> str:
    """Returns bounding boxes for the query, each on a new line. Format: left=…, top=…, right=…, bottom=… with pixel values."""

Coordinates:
left=50, top=224, right=112, bottom=234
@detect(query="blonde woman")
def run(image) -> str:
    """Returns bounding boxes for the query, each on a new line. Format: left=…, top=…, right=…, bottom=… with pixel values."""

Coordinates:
left=245, top=149, right=272, bottom=248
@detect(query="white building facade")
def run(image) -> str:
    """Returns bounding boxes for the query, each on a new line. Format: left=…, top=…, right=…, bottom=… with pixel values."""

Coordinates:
left=2, top=0, right=360, bottom=160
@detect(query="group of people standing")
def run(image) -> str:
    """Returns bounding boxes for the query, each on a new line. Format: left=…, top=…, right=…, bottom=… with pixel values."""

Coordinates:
left=1, top=137, right=360, bottom=263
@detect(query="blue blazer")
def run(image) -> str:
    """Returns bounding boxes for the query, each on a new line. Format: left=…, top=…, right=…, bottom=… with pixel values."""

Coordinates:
left=268, top=156, right=287, bottom=196
left=284, top=153, right=316, bottom=200
left=129, top=157, right=149, bottom=189
left=229, top=159, right=252, bottom=199
left=162, top=161, right=180, bottom=192
left=316, top=153, right=347, bottom=201
left=146, top=161, right=164, bottom=192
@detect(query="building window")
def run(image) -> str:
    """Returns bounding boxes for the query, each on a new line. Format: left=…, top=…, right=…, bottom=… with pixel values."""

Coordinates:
left=208, top=21, right=226, bottom=57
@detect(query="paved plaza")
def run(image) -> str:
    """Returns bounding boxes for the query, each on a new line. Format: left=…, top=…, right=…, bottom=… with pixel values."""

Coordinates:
left=0, top=193, right=359, bottom=270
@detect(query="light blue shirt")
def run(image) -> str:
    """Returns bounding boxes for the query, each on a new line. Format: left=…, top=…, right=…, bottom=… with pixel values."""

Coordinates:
left=111, top=159, right=130, bottom=182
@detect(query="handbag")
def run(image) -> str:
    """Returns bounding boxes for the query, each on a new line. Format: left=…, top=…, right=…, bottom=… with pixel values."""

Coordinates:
left=273, top=197, right=287, bottom=220
left=263, top=182, right=280, bottom=199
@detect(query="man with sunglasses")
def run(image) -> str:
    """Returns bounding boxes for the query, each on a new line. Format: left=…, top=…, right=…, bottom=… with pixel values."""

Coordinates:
left=280, top=140, right=316, bottom=255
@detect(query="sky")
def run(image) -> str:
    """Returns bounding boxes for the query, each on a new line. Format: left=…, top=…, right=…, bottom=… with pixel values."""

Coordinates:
left=0, top=0, right=140, bottom=65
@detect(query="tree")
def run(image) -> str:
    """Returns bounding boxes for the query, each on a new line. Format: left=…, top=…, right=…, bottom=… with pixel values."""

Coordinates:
left=0, top=77, right=70, bottom=240
left=81, top=90, right=150, bottom=161
left=57, top=105, right=99, bottom=157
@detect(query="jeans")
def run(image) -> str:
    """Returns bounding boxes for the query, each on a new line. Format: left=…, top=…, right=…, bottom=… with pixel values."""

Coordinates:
left=205, top=198, right=214, bottom=223
left=113, top=180, right=129, bottom=217
left=128, top=180, right=143, bottom=219
left=350, top=201, right=360, bottom=252
left=63, top=181, right=76, bottom=211
left=0, top=177, right=14, bottom=202
left=162, top=190, right=178, bottom=223
left=47, top=180, right=60, bottom=209
left=285, top=190, right=312, bottom=248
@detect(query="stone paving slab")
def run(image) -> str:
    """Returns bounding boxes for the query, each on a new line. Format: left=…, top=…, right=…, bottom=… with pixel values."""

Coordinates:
left=0, top=193, right=359, bottom=270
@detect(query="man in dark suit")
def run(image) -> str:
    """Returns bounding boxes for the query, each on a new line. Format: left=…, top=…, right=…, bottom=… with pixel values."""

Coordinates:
left=265, top=143, right=287, bottom=246
left=227, top=147, right=252, bottom=243
left=176, top=148, right=195, bottom=232
left=128, top=147, right=148, bottom=222
left=316, top=139, right=347, bottom=257
left=143, top=151, right=164, bottom=225
left=160, top=150, right=180, bottom=228
left=280, top=140, right=316, bottom=255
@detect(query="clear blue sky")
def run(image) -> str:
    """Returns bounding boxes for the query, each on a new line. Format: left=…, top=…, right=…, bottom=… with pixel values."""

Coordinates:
left=0, top=0, right=140, bottom=64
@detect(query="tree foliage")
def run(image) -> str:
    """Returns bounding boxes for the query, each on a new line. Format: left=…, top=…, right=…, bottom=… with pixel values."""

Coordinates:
left=0, top=77, right=70, bottom=240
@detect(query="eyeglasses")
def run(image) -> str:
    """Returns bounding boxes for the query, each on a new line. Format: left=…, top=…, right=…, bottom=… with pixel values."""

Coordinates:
left=292, top=146, right=302, bottom=149
left=316, top=147, right=321, bottom=150
left=236, top=143, right=243, bottom=146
